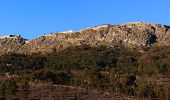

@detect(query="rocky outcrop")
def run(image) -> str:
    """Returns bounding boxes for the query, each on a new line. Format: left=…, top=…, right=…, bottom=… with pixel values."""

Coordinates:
left=0, top=22, right=170, bottom=54
left=0, top=35, right=26, bottom=54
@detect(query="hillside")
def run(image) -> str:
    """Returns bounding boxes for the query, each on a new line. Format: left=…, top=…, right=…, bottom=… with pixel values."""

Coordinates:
left=1, top=22, right=170, bottom=54
left=1, top=22, right=170, bottom=99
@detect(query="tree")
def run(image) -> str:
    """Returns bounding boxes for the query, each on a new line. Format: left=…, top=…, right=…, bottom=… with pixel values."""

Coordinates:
left=18, top=81, right=29, bottom=99
left=0, top=81, right=6, bottom=99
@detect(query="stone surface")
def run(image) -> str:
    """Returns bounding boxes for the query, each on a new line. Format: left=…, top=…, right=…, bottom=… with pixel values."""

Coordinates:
left=0, top=22, right=170, bottom=54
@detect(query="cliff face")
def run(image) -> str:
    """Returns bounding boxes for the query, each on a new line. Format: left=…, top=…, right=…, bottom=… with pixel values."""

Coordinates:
left=1, top=22, right=170, bottom=54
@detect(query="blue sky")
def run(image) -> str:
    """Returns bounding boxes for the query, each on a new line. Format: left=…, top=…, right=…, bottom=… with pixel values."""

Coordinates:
left=0, top=0, right=170, bottom=39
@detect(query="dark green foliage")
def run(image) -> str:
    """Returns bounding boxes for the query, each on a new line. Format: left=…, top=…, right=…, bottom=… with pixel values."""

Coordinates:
left=0, top=53, right=46, bottom=73
left=31, top=69, right=72, bottom=84
left=0, top=45, right=170, bottom=99
left=45, top=45, right=138, bottom=73
left=138, top=46, right=170, bottom=76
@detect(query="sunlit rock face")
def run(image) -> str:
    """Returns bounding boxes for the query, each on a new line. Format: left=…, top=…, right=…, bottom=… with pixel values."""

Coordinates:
left=1, top=22, right=170, bottom=54
left=0, top=35, right=26, bottom=54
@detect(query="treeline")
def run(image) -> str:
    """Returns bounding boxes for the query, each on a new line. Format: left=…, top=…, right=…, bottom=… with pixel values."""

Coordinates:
left=0, top=45, right=170, bottom=99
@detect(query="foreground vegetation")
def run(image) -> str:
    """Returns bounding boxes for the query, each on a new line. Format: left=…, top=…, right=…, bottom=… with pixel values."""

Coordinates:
left=0, top=45, right=170, bottom=99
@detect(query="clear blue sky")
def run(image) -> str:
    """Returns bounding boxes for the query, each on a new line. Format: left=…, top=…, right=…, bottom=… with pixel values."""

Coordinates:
left=0, top=0, right=170, bottom=39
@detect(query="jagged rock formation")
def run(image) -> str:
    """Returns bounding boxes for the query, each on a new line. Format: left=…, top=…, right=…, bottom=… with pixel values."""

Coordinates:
left=0, top=35, right=27, bottom=53
left=0, top=22, right=170, bottom=54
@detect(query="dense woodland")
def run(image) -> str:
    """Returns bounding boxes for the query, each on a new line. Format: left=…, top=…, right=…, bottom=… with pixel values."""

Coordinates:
left=0, top=45, right=170, bottom=99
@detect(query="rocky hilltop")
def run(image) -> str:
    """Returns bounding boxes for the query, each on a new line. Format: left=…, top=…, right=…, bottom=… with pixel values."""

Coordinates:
left=1, top=22, right=170, bottom=54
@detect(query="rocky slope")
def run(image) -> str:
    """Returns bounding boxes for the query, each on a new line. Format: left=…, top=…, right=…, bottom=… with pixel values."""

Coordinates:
left=1, top=22, right=170, bottom=54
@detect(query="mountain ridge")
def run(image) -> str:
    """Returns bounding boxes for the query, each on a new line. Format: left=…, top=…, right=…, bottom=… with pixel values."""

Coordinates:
left=1, top=22, right=170, bottom=54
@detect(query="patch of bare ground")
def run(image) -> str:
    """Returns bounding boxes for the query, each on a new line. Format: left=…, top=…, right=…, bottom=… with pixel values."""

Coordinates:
left=25, top=83, right=145, bottom=100
left=137, top=76, right=170, bottom=85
